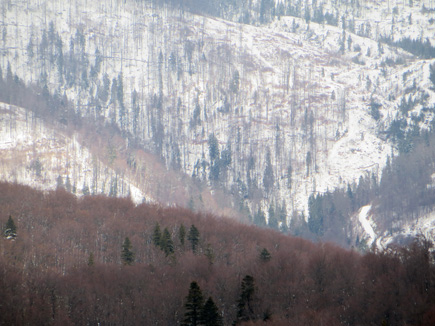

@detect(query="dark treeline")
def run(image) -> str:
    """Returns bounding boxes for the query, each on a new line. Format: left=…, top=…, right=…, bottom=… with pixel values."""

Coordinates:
left=308, top=129, right=435, bottom=246
left=307, top=171, right=377, bottom=246
left=0, top=63, right=82, bottom=129
left=376, top=131, right=435, bottom=227
left=380, top=35, right=435, bottom=59
left=1, top=182, right=435, bottom=325
left=148, top=0, right=342, bottom=25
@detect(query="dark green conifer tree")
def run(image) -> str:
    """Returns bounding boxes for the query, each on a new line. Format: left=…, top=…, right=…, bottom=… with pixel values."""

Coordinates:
left=121, top=237, right=134, bottom=265
left=259, top=248, right=271, bottom=262
left=235, top=275, right=256, bottom=324
left=182, top=281, right=204, bottom=326
left=254, top=208, right=266, bottom=227
left=4, top=215, right=17, bottom=239
left=188, top=224, right=200, bottom=253
left=152, top=222, right=162, bottom=247
left=268, top=204, right=278, bottom=229
left=200, top=297, right=223, bottom=326
left=263, top=148, right=274, bottom=194
left=308, top=194, right=324, bottom=236
left=179, top=223, right=186, bottom=246
left=161, top=228, right=174, bottom=256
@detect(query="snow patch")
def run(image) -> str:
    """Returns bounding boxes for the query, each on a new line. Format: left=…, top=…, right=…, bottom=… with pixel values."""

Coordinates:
left=358, top=205, right=376, bottom=245
left=0, top=102, right=150, bottom=205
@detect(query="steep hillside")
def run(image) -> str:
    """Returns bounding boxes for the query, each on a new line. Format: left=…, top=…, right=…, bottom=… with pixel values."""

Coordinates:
left=1, top=182, right=434, bottom=325
left=0, top=93, right=239, bottom=216
left=0, top=101, right=148, bottom=203
left=2, top=0, right=435, bottom=245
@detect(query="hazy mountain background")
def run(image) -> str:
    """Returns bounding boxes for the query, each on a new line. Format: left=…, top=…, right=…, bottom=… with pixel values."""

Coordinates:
left=2, top=0, right=435, bottom=248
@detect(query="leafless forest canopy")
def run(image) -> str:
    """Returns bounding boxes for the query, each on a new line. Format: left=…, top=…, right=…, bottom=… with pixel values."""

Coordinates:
left=1, top=181, right=435, bottom=325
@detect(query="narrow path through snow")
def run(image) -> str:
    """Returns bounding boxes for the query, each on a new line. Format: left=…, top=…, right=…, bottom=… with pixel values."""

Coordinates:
left=358, top=205, right=376, bottom=243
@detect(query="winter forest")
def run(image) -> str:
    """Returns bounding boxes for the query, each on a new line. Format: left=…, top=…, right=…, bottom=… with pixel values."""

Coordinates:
left=1, top=182, right=435, bottom=325
left=2, top=0, right=435, bottom=324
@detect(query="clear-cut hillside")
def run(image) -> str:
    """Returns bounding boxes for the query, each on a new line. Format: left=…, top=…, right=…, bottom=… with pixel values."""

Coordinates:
left=2, top=0, right=435, bottom=246
left=0, top=102, right=147, bottom=203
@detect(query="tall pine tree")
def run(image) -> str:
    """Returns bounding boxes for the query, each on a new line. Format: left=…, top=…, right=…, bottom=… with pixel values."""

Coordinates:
left=259, top=248, right=271, bottom=262
left=263, top=147, right=274, bottom=194
left=179, top=223, right=186, bottom=246
left=161, top=228, right=174, bottom=256
left=121, top=237, right=135, bottom=265
left=152, top=222, right=162, bottom=247
left=235, top=275, right=256, bottom=324
left=188, top=224, right=200, bottom=253
left=182, top=281, right=204, bottom=326
left=200, top=297, right=223, bottom=326
left=4, top=215, right=17, bottom=239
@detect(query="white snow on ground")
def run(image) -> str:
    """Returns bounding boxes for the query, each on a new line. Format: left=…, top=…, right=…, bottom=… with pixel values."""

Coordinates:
left=2, top=0, right=435, bottom=242
left=0, top=102, right=149, bottom=204
left=0, top=0, right=406, bottom=217
left=375, top=210, right=435, bottom=248
left=358, top=205, right=376, bottom=245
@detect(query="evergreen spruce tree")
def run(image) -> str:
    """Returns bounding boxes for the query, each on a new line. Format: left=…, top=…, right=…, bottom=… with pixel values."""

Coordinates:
left=121, top=237, right=134, bottom=265
left=259, top=248, right=271, bottom=262
left=161, top=228, right=174, bottom=256
left=208, top=133, right=220, bottom=181
left=254, top=208, right=266, bottom=227
left=268, top=204, right=278, bottom=229
left=263, top=148, right=274, bottom=194
left=235, top=275, right=256, bottom=324
left=182, top=281, right=204, bottom=326
left=279, top=201, right=287, bottom=224
left=65, top=175, right=72, bottom=192
left=308, top=194, right=324, bottom=236
left=4, top=215, right=17, bottom=239
left=179, top=223, right=186, bottom=246
left=82, top=182, right=90, bottom=196
left=152, top=222, right=162, bottom=247
left=188, top=224, right=200, bottom=253
left=200, top=297, right=223, bottom=326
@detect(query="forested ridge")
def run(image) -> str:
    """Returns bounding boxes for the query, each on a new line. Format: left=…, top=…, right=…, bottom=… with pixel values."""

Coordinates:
left=1, top=182, right=435, bottom=325
left=3, top=0, right=435, bottom=245
left=2, top=2, right=435, bottom=322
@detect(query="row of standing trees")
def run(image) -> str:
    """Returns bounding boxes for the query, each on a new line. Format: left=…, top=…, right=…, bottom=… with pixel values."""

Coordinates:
left=1, top=182, right=435, bottom=325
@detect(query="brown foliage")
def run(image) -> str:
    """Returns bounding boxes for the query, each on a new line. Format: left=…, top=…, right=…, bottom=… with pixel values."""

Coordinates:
left=0, top=182, right=434, bottom=325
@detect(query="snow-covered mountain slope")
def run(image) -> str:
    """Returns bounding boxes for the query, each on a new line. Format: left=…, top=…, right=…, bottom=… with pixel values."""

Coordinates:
left=2, top=0, right=435, bottom=245
left=351, top=203, right=435, bottom=250
left=0, top=101, right=148, bottom=203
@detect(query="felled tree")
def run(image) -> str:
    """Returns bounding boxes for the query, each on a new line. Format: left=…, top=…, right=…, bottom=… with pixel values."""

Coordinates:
left=121, top=237, right=134, bottom=265
left=182, top=281, right=204, bottom=326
